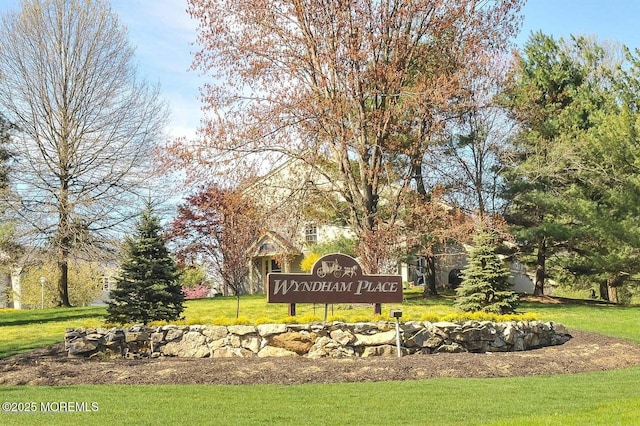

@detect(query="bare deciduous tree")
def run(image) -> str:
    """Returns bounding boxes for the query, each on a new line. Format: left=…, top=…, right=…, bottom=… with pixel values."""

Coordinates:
left=427, top=56, right=515, bottom=218
left=0, top=0, right=168, bottom=306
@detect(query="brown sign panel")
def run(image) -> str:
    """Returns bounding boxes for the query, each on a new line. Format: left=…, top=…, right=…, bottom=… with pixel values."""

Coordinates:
left=268, top=253, right=403, bottom=304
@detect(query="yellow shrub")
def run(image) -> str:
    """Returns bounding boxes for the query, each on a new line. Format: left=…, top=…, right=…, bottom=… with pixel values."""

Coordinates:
left=300, top=253, right=321, bottom=272
left=278, top=316, right=298, bottom=324
left=298, top=314, right=323, bottom=324
left=419, top=313, right=441, bottom=323
left=439, top=311, right=538, bottom=323
left=254, top=317, right=276, bottom=325
left=231, top=316, right=251, bottom=325
left=211, top=316, right=232, bottom=326
left=185, top=317, right=206, bottom=325
left=326, top=315, right=347, bottom=323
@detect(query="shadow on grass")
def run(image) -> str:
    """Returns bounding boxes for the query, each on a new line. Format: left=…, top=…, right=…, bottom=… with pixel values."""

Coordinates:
left=403, top=289, right=457, bottom=304
left=518, top=295, right=635, bottom=309
left=0, top=307, right=106, bottom=327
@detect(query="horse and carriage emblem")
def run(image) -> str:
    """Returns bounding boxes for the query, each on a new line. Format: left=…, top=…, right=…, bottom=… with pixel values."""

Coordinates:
left=315, top=257, right=359, bottom=278
left=268, top=253, right=403, bottom=308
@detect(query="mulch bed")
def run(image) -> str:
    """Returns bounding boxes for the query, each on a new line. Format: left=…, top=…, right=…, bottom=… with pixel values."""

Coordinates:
left=2, top=330, right=640, bottom=385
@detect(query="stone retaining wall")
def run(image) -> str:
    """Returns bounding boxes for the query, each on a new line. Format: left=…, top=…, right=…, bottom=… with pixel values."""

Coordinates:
left=65, top=320, right=571, bottom=359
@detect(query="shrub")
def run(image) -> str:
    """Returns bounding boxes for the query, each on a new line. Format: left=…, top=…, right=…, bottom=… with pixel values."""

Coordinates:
left=297, top=314, right=323, bottom=323
left=17, top=260, right=103, bottom=308
left=326, top=315, right=347, bottom=322
left=231, top=316, right=251, bottom=325
left=106, top=207, right=184, bottom=325
left=300, top=252, right=321, bottom=272
left=211, top=316, right=230, bottom=325
left=183, top=284, right=211, bottom=300
left=454, top=229, right=519, bottom=314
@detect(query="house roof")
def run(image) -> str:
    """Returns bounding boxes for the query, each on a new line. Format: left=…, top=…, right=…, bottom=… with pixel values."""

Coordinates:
left=247, top=230, right=301, bottom=258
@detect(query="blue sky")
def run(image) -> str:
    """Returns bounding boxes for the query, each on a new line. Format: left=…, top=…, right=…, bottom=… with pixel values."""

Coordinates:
left=1, top=1, right=640, bottom=142
left=518, top=0, right=640, bottom=50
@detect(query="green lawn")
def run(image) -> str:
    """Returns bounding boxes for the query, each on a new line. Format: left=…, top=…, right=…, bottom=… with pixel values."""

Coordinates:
left=0, top=292, right=458, bottom=358
left=1, top=294, right=640, bottom=425
left=521, top=300, right=640, bottom=343
left=0, top=306, right=106, bottom=358
left=2, top=369, right=640, bottom=425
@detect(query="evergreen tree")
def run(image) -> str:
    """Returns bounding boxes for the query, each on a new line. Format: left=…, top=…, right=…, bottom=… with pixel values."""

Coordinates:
left=455, top=230, right=519, bottom=314
left=106, top=207, right=184, bottom=325
left=0, top=114, right=12, bottom=189
left=0, top=114, right=16, bottom=253
left=502, top=33, right=640, bottom=302
left=499, top=32, right=592, bottom=296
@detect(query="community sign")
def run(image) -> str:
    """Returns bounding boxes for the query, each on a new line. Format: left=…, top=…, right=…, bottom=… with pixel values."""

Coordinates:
left=267, top=253, right=403, bottom=304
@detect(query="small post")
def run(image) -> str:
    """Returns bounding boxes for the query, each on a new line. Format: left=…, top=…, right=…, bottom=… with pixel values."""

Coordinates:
left=373, top=303, right=382, bottom=315
left=390, top=309, right=403, bottom=358
left=40, top=277, right=46, bottom=309
left=288, top=303, right=296, bottom=316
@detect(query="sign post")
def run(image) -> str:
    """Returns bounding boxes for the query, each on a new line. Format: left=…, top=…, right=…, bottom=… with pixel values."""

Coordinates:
left=268, top=254, right=403, bottom=315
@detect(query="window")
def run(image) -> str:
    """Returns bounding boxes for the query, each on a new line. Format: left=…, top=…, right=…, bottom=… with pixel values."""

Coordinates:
left=270, top=259, right=282, bottom=273
left=101, top=275, right=114, bottom=291
left=305, top=224, right=318, bottom=245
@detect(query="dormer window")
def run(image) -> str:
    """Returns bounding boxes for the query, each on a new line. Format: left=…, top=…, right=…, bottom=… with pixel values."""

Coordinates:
left=305, top=224, right=318, bottom=245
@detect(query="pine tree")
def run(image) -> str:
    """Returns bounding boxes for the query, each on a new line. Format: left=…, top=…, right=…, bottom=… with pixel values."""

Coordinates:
left=455, top=230, right=519, bottom=314
left=0, top=114, right=12, bottom=189
left=106, top=207, right=184, bottom=325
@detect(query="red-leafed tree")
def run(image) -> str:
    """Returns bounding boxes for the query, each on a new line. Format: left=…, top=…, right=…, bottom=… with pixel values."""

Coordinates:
left=172, top=0, right=523, bottom=273
left=169, top=186, right=261, bottom=317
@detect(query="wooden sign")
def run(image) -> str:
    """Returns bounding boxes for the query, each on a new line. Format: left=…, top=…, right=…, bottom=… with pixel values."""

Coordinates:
left=267, top=253, right=403, bottom=305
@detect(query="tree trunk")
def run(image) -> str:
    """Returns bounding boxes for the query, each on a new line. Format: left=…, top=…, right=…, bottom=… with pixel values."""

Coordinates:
left=600, top=275, right=624, bottom=303
left=599, top=280, right=610, bottom=301
left=534, top=236, right=546, bottom=296
left=57, top=258, right=71, bottom=307
left=423, top=255, right=438, bottom=296
left=605, top=275, right=624, bottom=304
left=235, top=288, right=241, bottom=318
left=608, top=284, right=619, bottom=304
left=411, top=154, right=430, bottom=201
left=57, top=185, right=72, bottom=307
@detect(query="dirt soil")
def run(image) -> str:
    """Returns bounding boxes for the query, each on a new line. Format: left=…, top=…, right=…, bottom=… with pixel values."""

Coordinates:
left=2, top=330, right=640, bottom=386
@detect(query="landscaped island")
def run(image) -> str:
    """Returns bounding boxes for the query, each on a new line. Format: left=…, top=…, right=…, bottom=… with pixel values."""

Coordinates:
left=65, top=320, right=571, bottom=359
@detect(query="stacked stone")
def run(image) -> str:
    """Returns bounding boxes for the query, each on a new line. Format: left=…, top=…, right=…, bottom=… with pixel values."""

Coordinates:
left=64, top=320, right=571, bottom=359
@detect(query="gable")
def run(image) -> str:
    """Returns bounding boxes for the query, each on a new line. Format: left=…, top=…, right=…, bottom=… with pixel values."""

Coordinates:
left=247, top=230, right=301, bottom=258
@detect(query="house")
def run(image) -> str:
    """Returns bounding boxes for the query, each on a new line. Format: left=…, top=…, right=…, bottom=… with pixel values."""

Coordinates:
left=0, top=247, right=29, bottom=309
left=242, top=157, right=535, bottom=295
left=0, top=248, right=117, bottom=309
left=0, top=271, right=13, bottom=308
left=242, top=157, right=354, bottom=293
left=246, top=230, right=302, bottom=294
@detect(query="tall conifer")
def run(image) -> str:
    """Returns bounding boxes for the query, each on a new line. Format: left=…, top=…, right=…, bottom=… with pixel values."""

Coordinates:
left=106, top=207, right=184, bottom=325
left=455, top=230, right=519, bottom=314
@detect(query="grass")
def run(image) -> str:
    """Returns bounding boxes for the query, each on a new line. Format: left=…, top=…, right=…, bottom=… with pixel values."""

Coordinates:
left=1, top=293, right=640, bottom=425
left=182, top=290, right=455, bottom=324
left=0, top=306, right=105, bottom=358
left=520, top=300, right=640, bottom=343
left=2, top=369, right=640, bottom=425
left=2, top=292, right=639, bottom=356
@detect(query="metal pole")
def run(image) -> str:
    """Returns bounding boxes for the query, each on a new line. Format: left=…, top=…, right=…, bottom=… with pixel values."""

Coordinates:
left=40, top=277, right=45, bottom=309
left=395, top=317, right=402, bottom=358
